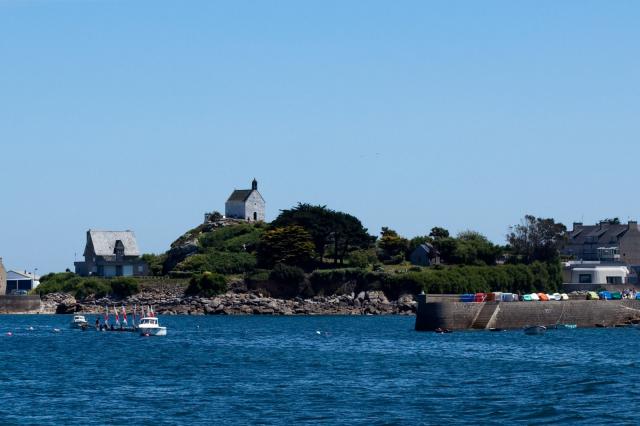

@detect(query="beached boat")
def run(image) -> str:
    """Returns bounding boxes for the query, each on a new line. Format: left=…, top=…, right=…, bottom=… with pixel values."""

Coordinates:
left=70, top=315, right=88, bottom=329
left=138, top=317, right=167, bottom=336
left=523, top=325, right=546, bottom=335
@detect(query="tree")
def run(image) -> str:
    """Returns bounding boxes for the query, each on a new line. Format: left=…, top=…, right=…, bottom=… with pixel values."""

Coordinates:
left=429, top=227, right=450, bottom=239
left=600, top=217, right=621, bottom=225
left=507, top=215, right=567, bottom=264
left=378, top=227, right=409, bottom=262
left=271, top=203, right=373, bottom=265
left=257, top=225, right=315, bottom=268
left=455, top=230, right=502, bottom=265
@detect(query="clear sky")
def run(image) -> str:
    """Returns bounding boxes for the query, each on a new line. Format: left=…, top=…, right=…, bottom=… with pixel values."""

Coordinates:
left=1, top=1, right=639, bottom=274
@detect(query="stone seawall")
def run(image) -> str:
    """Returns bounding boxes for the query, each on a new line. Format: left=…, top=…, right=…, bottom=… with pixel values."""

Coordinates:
left=415, top=294, right=640, bottom=331
left=0, top=295, right=41, bottom=313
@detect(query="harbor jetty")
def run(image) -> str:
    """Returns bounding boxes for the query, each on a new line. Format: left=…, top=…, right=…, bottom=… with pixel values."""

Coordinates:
left=0, top=295, right=41, bottom=314
left=415, top=294, right=640, bottom=331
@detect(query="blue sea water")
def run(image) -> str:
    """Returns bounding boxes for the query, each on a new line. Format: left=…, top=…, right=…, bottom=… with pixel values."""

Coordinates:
left=0, top=315, right=639, bottom=425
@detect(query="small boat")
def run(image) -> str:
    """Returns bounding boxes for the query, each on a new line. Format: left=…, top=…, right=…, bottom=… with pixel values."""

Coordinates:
left=70, top=315, right=88, bottom=329
left=138, top=317, right=167, bottom=336
left=434, top=327, right=451, bottom=334
left=523, top=325, right=546, bottom=335
left=551, top=324, right=577, bottom=330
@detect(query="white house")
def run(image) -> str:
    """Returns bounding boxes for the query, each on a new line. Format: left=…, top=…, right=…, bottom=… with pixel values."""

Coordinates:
left=224, top=179, right=265, bottom=222
left=5, top=270, right=40, bottom=294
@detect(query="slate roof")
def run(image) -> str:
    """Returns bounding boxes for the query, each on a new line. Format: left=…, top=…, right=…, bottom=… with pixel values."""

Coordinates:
left=567, top=224, right=628, bottom=245
left=226, top=189, right=254, bottom=203
left=88, top=230, right=140, bottom=256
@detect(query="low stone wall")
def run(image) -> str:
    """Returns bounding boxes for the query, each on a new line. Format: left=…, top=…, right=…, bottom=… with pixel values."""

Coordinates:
left=416, top=295, right=640, bottom=331
left=0, top=295, right=41, bottom=313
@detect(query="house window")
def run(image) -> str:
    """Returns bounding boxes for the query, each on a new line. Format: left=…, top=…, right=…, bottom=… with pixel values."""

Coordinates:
left=579, top=274, right=592, bottom=284
left=606, top=276, right=622, bottom=284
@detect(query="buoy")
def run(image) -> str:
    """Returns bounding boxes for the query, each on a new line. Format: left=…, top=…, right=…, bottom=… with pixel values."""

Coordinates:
left=316, top=330, right=321, bottom=335
left=6, top=332, right=12, bottom=336
left=53, top=328, right=61, bottom=333
left=27, top=327, right=34, bottom=331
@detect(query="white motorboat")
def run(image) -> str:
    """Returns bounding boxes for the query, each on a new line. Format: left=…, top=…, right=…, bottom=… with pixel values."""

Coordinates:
left=138, top=317, right=167, bottom=336
left=71, top=315, right=88, bottom=329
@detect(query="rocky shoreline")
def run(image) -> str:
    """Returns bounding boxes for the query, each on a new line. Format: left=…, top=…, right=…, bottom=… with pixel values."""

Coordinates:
left=42, top=289, right=417, bottom=316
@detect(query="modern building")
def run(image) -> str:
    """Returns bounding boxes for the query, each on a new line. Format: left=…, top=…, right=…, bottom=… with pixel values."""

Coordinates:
left=74, top=230, right=148, bottom=277
left=0, top=258, right=6, bottom=295
left=5, top=270, right=40, bottom=294
left=561, top=261, right=635, bottom=291
left=224, top=179, right=265, bottom=222
left=562, top=221, right=640, bottom=265
left=409, top=243, right=440, bottom=267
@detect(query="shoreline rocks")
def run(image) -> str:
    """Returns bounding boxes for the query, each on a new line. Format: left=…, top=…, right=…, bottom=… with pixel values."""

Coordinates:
left=40, top=289, right=417, bottom=316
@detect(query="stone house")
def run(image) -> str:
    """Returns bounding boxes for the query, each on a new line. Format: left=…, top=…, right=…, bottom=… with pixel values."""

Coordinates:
left=0, top=258, right=6, bottom=296
left=409, top=244, right=440, bottom=267
left=224, top=179, right=265, bottom=222
left=74, top=230, right=148, bottom=277
left=562, top=221, right=640, bottom=265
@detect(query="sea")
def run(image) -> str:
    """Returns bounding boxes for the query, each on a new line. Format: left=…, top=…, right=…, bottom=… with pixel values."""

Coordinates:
left=0, top=315, right=638, bottom=425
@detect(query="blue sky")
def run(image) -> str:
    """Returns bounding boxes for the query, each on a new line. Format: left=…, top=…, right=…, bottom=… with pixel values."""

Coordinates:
left=1, top=1, right=639, bottom=273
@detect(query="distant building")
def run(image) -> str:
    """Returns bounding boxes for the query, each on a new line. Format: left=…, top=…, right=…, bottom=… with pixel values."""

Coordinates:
left=561, top=261, right=635, bottom=291
left=409, top=243, right=440, bottom=267
left=74, top=230, right=148, bottom=277
left=224, top=179, right=265, bottom=222
left=5, top=270, right=40, bottom=294
left=0, top=258, right=6, bottom=296
left=562, top=221, right=640, bottom=265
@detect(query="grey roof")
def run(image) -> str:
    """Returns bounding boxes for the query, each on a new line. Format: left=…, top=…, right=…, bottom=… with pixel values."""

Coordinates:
left=88, top=230, right=140, bottom=256
left=226, top=189, right=254, bottom=202
left=414, top=243, right=437, bottom=254
left=567, top=223, right=628, bottom=245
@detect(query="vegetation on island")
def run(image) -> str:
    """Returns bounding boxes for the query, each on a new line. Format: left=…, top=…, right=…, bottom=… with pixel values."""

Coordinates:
left=34, top=202, right=569, bottom=300
left=148, top=204, right=567, bottom=299
left=34, top=273, right=140, bottom=299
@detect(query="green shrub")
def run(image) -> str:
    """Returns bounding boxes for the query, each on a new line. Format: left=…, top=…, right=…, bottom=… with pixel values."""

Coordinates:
left=110, top=278, right=140, bottom=298
left=175, top=251, right=257, bottom=274
left=347, top=249, right=377, bottom=268
left=269, top=263, right=306, bottom=286
left=33, top=272, right=141, bottom=299
left=247, top=269, right=270, bottom=283
left=185, top=272, right=228, bottom=297
left=199, top=224, right=263, bottom=252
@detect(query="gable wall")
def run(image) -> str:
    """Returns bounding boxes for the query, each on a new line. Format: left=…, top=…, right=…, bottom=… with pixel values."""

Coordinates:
left=0, top=260, right=5, bottom=297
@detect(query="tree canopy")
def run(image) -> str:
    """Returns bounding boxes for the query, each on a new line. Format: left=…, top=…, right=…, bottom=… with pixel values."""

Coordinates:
left=507, top=215, right=567, bottom=263
left=257, top=225, right=315, bottom=268
left=377, top=227, right=409, bottom=263
left=271, top=203, right=373, bottom=264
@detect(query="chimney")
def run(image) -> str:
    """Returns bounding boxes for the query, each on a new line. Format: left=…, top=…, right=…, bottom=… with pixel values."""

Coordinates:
left=573, top=222, right=583, bottom=231
left=629, top=220, right=638, bottom=231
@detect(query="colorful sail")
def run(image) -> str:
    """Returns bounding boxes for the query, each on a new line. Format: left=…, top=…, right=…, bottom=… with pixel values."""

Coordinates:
left=104, top=305, right=109, bottom=326
left=121, top=306, right=128, bottom=326
left=114, top=305, right=120, bottom=327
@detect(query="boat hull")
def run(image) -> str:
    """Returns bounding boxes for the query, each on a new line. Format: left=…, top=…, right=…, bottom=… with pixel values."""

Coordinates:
left=139, top=326, right=167, bottom=336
